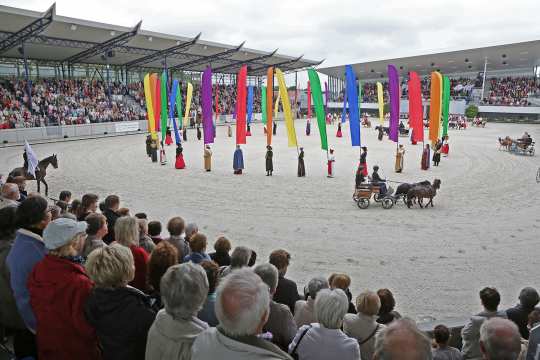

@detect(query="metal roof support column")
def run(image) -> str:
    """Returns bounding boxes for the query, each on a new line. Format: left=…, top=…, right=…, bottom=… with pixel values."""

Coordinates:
left=20, top=42, right=33, bottom=112
left=481, top=57, right=488, bottom=101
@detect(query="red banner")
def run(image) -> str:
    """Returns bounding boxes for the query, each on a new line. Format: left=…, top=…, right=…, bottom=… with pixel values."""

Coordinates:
left=408, top=71, right=424, bottom=143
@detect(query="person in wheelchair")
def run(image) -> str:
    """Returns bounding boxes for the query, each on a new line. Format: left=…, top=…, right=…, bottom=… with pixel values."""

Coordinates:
left=370, top=165, right=388, bottom=195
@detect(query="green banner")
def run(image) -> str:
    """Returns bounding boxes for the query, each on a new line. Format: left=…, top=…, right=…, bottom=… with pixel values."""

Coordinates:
left=175, top=82, right=183, bottom=129
left=261, top=86, right=267, bottom=125
left=442, top=75, right=450, bottom=137
left=307, top=69, right=328, bottom=150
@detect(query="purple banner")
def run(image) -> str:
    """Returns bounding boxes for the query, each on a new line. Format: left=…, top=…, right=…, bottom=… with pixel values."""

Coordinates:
left=202, top=67, right=214, bottom=144
left=388, top=64, right=399, bottom=142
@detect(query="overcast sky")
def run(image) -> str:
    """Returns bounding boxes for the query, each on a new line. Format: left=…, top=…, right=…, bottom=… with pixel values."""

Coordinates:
left=6, top=0, right=540, bottom=82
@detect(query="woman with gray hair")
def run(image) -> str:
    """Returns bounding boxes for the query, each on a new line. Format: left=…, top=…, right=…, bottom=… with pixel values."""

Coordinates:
left=289, top=288, right=360, bottom=360
left=84, top=243, right=156, bottom=360
left=294, top=276, right=329, bottom=327
left=218, top=246, right=252, bottom=277
left=115, top=216, right=149, bottom=291
left=145, top=262, right=209, bottom=359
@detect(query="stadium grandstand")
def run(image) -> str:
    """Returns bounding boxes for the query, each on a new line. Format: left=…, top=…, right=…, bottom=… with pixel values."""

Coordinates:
left=318, top=40, right=540, bottom=122
left=0, top=4, right=321, bottom=130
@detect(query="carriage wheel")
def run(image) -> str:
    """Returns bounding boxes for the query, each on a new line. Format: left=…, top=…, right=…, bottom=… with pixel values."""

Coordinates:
left=357, top=198, right=370, bottom=209
left=382, top=198, right=394, bottom=209
left=373, top=193, right=380, bottom=202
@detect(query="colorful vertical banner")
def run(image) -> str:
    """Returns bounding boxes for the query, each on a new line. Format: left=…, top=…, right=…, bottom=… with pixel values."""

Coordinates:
left=160, top=71, right=168, bottom=141
left=214, top=84, right=220, bottom=120
left=174, top=82, right=182, bottom=130
left=442, top=75, right=451, bottom=137
left=387, top=65, right=399, bottom=143
left=307, top=69, right=328, bottom=151
left=275, top=68, right=298, bottom=147
left=152, top=74, right=161, bottom=133
left=429, top=72, right=443, bottom=143
left=274, top=88, right=280, bottom=118
left=377, top=82, right=384, bottom=125
left=266, top=67, right=274, bottom=146
left=247, top=86, right=254, bottom=124
left=201, top=67, right=214, bottom=144
left=345, top=65, right=361, bottom=146
left=168, top=79, right=181, bottom=144
left=408, top=71, right=424, bottom=143
left=183, top=82, right=193, bottom=128
left=236, top=65, right=247, bottom=145
left=143, top=74, right=157, bottom=139
left=261, top=86, right=267, bottom=125
left=307, top=81, right=312, bottom=119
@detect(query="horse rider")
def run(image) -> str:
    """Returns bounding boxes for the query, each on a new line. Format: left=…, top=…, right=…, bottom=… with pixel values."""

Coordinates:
left=23, top=150, right=40, bottom=177
left=370, top=165, right=388, bottom=195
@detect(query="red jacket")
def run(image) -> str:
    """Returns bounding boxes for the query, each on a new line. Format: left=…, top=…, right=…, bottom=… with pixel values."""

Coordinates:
left=129, top=245, right=149, bottom=292
left=28, top=255, right=101, bottom=360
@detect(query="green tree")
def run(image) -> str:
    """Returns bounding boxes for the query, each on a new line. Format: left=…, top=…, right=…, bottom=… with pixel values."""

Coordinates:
left=465, top=105, right=479, bottom=119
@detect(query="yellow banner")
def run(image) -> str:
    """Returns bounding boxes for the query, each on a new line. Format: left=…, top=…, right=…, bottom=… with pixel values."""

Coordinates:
left=377, top=81, right=384, bottom=125
left=274, top=88, right=280, bottom=118
left=183, top=82, right=193, bottom=127
left=275, top=68, right=298, bottom=147
left=143, top=73, right=157, bottom=139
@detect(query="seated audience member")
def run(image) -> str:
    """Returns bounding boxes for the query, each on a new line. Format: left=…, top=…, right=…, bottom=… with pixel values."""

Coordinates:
left=289, top=288, right=360, bottom=360
left=344, top=290, right=386, bottom=360
left=49, top=204, right=62, bottom=220
left=198, top=260, right=220, bottom=326
left=102, top=195, right=121, bottom=244
left=185, top=222, right=199, bottom=243
left=165, top=216, right=190, bottom=261
left=76, top=193, right=98, bottom=221
left=82, top=213, right=108, bottom=258
left=524, top=310, right=540, bottom=360
left=373, top=318, right=432, bottom=360
left=269, top=249, right=300, bottom=314
left=479, top=318, right=522, bottom=360
left=432, top=324, right=463, bottom=360
left=7, top=196, right=51, bottom=335
left=248, top=249, right=258, bottom=267
left=209, top=236, right=232, bottom=267
left=462, top=287, right=508, bottom=360
left=148, top=241, right=179, bottom=310
left=219, top=246, right=252, bottom=277
left=135, top=212, right=147, bottom=219
left=192, top=268, right=291, bottom=359
left=184, top=233, right=211, bottom=264
left=148, top=220, right=163, bottom=244
left=55, top=200, right=68, bottom=214
left=118, top=207, right=130, bottom=217
left=85, top=244, right=156, bottom=360
left=28, top=218, right=100, bottom=359
left=329, top=273, right=356, bottom=314
left=506, top=287, right=540, bottom=339
left=146, top=263, right=209, bottom=359
left=9, top=176, right=27, bottom=202
left=255, top=263, right=298, bottom=351
left=69, top=199, right=81, bottom=216
left=294, top=276, right=329, bottom=327
left=137, top=218, right=156, bottom=254
left=377, top=288, right=402, bottom=324
left=59, top=190, right=72, bottom=204
left=115, top=216, right=149, bottom=292
left=0, top=183, right=20, bottom=208
left=0, top=206, right=31, bottom=358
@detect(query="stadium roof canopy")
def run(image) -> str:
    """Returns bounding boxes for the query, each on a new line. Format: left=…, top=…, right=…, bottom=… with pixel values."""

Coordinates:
left=318, top=40, right=540, bottom=80
left=0, top=3, right=322, bottom=76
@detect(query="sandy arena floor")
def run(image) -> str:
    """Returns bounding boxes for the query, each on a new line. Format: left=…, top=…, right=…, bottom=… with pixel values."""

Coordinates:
left=2, top=119, right=539, bottom=321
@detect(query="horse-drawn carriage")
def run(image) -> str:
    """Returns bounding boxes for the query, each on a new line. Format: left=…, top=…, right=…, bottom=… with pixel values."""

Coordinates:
left=510, top=141, right=535, bottom=156
left=353, top=184, right=395, bottom=209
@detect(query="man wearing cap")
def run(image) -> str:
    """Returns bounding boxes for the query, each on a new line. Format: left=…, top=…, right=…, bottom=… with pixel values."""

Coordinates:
left=27, top=218, right=101, bottom=360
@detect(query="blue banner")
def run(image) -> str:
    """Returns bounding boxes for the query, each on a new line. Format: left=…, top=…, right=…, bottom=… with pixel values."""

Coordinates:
left=345, top=65, right=361, bottom=146
left=247, top=86, right=254, bottom=124
left=169, top=79, right=181, bottom=144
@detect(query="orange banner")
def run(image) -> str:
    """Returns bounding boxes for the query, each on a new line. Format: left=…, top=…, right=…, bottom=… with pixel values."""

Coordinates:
left=429, top=72, right=443, bottom=143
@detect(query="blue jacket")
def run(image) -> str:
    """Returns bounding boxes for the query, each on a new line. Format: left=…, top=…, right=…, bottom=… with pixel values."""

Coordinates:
left=183, top=252, right=211, bottom=264
left=6, top=229, right=47, bottom=332
left=233, top=149, right=244, bottom=170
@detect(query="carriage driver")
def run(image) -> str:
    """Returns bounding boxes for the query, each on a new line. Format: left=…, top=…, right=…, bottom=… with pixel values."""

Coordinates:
left=370, top=165, right=388, bottom=195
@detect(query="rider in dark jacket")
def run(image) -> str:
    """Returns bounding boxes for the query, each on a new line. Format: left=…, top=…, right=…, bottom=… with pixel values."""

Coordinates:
left=371, top=166, right=388, bottom=195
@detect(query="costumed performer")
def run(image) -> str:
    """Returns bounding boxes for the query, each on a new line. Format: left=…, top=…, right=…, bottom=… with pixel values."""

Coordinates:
left=360, top=147, right=368, bottom=176
left=273, top=122, right=277, bottom=135
left=421, top=144, right=430, bottom=170
left=196, top=126, right=202, bottom=141
left=297, top=148, right=306, bottom=177
left=306, top=119, right=311, bottom=136
left=336, top=122, right=342, bottom=138
left=204, top=145, right=212, bottom=172
left=151, top=139, right=158, bottom=163
left=441, top=135, right=449, bottom=156
left=165, top=127, right=173, bottom=145
left=247, top=124, right=252, bottom=136
left=159, top=142, right=167, bottom=165
left=145, top=135, right=152, bottom=157
left=377, top=126, right=384, bottom=141
left=233, top=145, right=244, bottom=175
left=433, top=140, right=442, bottom=167
left=182, top=127, right=188, bottom=142
left=265, top=145, right=273, bottom=176
left=395, top=144, right=405, bottom=173
left=227, top=124, right=232, bottom=137
left=175, top=144, right=185, bottom=169
left=355, top=165, right=366, bottom=189
left=327, top=149, right=335, bottom=178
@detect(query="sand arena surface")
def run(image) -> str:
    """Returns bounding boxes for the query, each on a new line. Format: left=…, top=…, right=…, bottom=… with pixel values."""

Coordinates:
left=2, top=119, right=539, bottom=321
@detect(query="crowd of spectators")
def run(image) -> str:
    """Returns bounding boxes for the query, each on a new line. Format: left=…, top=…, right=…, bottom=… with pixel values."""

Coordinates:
left=0, top=181, right=538, bottom=359
left=482, top=77, right=540, bottom=106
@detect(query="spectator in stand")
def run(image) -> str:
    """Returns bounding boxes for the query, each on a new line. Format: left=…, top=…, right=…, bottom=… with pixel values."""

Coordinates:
left=209, top=236, right=232, bottom=267
left=9, top=176, right=27, bottom=202
left=82, top=213, right=108, bottom=258
left=184, top=233, right=211, bottom=264
left=0, top=206, right=30, bottom=358
left=115, top=216, right=149, bottom=292
left=479, top=318, right=522, bottom=360
left=432, top=324, right=463, bottom=360
left=377, top=288, right=402, bottom=325
left=329, top=273, right=357, bottom=314
left=269, top=249, right=300, bottom=314
left=185, top=222, right=199, bottom=243
left=28, top=218, right=101, bottom=359
left=525, top=310, right=540, bottom=360
left=192, top=268, right=290, bottom=360
left=148, top=241, right=178, bottom=311
left=198, top=260, right=220, bottom=327
left=7, top=196, right=51, bottom=337
left=146, top=263, right=209, bottom=359
left=462, top=287, right=508, bottom=360
left=373, top=318, right=432, bottom=360
left=165, top=216, right=190, bottom=261
left=117, top=207, right=130, bottom=217
left=294, top=276, right=329, bottom=327
left=137, top=218, right=156, bottom=254
left=506, top=287, right=540, bottom=339
left=254, top=263, right=297, bottom=352
left=76, top=193, right=98, bottom=221
left=102, top=195, right=120, bottom=244
left=85, top=244, right=156, bottom=360
left=0, top=182, right=20, bottom=208
left=55, top=200, right=68, bottom=214
left=148, top=220, right=163, bottom=245
left=344, top=290, right=386, bottom=360
left=69, top=199, right=81, bottom=217
left=289, top=288, right=360, bottom=360
left=59, top=190, right=72, bottom=204
left=218, top=245, right=251, bottom=277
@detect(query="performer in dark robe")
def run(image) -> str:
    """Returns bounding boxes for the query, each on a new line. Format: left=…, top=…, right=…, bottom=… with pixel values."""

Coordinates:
left=306, top=119, right=311, bottom=136
left=175, top=144, right=185, bottom=169
left=336, top=122, right=343, bottom=138
left=421, top=144, right=430, bottom=170
left=360, top=147, right=368, bottom=176
left=151, top=138, right=158, bottom=163
left=165, top=127, right=173, bottom=145
left=273, top=122, right=277, bottom=135
left=433, top=140, right=442, bottom=166
left=182, top=127, right=188, bottom=142
left=196, top=126, right=202, bottom=141
left=265, top=145, right=273, bottom=176
left=246, top=124, right=252, bottom=136
left=145, top=135, right=152, bottom=157
left=297, top=148, right=306, bottom=177
left=377, top=126, right=384, bottom=141
left=233, top=145, right=244, bottom=175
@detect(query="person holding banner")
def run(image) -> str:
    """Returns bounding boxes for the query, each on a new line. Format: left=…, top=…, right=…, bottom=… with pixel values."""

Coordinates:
left=298, top=148, right=306, bottom=177
left=327, top=149, right=335, bottom=178
left=265, top=145, right=273, bottom=176
left=233, top=145, right=244, bottom=175
left=175, top=144, right=185, bottom=170
left=204, top=146, right=212, bottom=172
left=395, top=145, right=405, bottom=173
left=145, top=135, right=152, bottom=158
left=246, top=125, right=252, bottom=137
left=159, top=142, right=167, bottom=165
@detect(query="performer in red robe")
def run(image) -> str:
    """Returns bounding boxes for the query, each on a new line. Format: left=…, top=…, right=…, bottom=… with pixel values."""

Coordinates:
left=246, top=124, right=252, bottom=136
left=441, top=135, right=449, bottom=156
left=327, top=149, right=335, bottom=178
left=336, top=122, right=343, bottom=138
left=175, top=144, right=185, bottom=169
left=165, top=127, right=173, bottom=145
left=421, top=144, right=430, bottom=170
